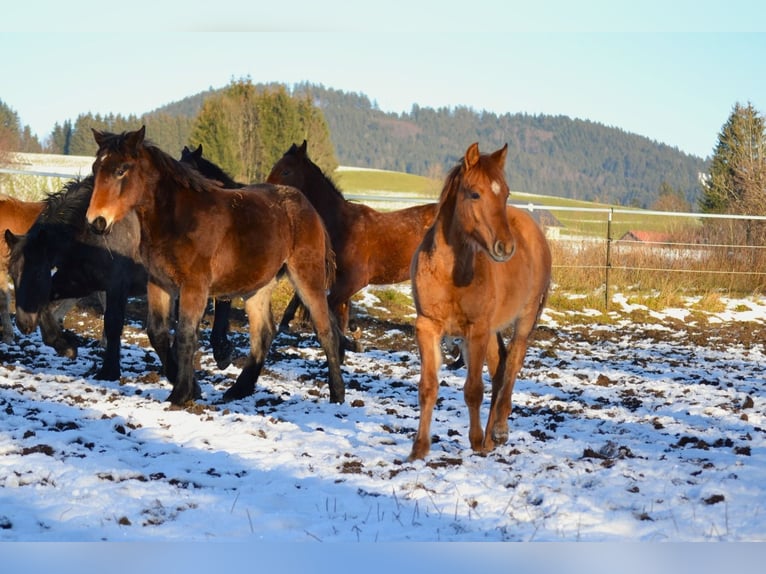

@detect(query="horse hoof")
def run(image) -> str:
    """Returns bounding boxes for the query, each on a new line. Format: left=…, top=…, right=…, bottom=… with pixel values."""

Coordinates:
left=95, top=369, right=120, bottom=381
left=222, top=385, right=253, bottom=403
left=55, top=345, right=78, bottom=360
left=491, top=427, right=509, bottom=446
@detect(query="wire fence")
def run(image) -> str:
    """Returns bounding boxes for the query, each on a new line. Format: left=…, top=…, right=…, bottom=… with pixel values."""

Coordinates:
left=4, top=167, right=766, bottom=305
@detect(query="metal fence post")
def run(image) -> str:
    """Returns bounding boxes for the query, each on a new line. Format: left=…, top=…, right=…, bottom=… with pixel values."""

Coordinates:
left=605, top=208, right=613, bottom=310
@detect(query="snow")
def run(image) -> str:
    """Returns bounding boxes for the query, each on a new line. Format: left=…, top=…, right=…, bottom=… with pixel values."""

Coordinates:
left=0, top=287, right=764, bottom=552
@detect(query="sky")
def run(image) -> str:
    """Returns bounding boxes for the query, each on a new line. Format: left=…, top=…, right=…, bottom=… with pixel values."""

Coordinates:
left=1, top=1, right=766, bottom=159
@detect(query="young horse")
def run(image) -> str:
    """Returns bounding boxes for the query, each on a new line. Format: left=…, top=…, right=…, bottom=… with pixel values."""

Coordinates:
left=5, top=175, right=148, bottom=380
left=267, top=141, right=438, bottom=350
left=0, top=194, right=45, bottom=343
left=178, top=144, right=240, bottom=370
left=86, top=127, right=344, bottom=406
left=408, top=142, right=552, bottom=461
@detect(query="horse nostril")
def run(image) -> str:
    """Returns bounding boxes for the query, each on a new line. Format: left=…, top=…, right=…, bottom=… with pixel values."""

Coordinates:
left=493, top=240, right=515, bottom=261
left=90, top=216, right=108, bottom=235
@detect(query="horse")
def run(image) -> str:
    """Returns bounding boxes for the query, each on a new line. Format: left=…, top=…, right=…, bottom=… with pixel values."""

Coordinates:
left=266, top=140, right=438, bottom=352
left=408, top=142, right=552, bottom=461
left=4, top=175, right=148, bottom=380
left=0, top=194, right=45, bottom=343
left=178, top=144, right=240, bottom=370
left=85, top=126, right=344, bottom=406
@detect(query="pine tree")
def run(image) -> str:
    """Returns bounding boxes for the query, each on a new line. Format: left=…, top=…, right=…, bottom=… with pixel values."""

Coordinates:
left=700, top=102, right=766, bottom=215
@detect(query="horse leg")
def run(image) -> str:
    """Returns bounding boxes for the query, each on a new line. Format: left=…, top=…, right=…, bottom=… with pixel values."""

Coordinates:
left=222, top=280, right=277, bottom=402
left=1, top=284, right=13, bottom=343
left=278, top=292, right=301, bottom=332
left=488, top=320, right=536, bottom=447
left=146, top=282, right=177, bottom=383
left=289, top=270, right=345, bottom=404
left=210, top=297, right=234, bottom=369
left=166, top=284, right=207, bottom=406
left=409, top=317, right=443, bottom=460
left=482, top=332, right=509, bottom=450
left=93, top=285, right=127, bottom=381
left=328, top=282, right=363, bottom=356
left=463, top=329, right=490, bottom=453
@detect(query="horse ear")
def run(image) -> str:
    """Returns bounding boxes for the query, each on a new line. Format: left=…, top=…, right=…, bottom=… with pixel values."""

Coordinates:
left=194, top=144, right=203, bottom=158
left=92, top=128, right=106, bottom=146
left=464, top=142, right=481, bottom=169
left=491, top=143, right=508, bottom=169
left=4, top=229, right=18, bottom=249
left=299, top=140, right=308, bottom=155
left=126, top=126, right=146, bottom=149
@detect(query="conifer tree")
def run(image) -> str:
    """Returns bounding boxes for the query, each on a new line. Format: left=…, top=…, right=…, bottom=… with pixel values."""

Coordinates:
left=700, top=102, right=766, bottom=215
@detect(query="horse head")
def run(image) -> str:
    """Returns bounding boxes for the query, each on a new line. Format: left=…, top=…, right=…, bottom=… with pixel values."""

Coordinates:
left=451, top=142, right=515, bottom=262
left=87, top=126, right=148, bottom=235
left=4, top=228, right=52, bottom=334
left=266, top=140, right=310, bottom=189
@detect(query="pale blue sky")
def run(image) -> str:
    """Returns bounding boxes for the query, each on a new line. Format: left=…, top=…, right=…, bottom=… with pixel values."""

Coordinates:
left=2, top=1, right=765, bottom=159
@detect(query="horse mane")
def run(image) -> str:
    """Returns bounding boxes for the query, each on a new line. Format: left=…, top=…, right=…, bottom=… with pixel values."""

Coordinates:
left=435, top=162, right=463, bottom=218
left=97, top=130, right=214, bottom=195
left=181, top=146, right=243, bottom=189
left=37, top=175, right=95, bottom=229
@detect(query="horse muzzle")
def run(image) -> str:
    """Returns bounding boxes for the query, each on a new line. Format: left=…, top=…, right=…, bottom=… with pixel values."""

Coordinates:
left=15, top=310, right=38, bottom=334
left=489, top=239, right=516, bottom=262
left=88, top=216, right=112, bottom=235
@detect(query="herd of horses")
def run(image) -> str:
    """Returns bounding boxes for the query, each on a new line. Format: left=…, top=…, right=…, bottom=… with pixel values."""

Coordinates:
left=1, top=127, right=551, bottom=460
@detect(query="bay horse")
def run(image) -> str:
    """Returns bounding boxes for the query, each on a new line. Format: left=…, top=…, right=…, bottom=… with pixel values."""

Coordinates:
left=4, top=175, right=148, bottom=380
left=266, top=140, right=437, bottom=351
left=0, top=194, right=45, bottom=343
left=85, top=127, right=344, bottom=406
left=408, top=142, right=551, bottom=460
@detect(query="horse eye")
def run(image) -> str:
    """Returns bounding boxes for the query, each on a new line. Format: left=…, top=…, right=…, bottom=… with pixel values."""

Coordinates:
left=116, top=163, right=130, bottom=177
left=470, top=191, right=481, bottom=200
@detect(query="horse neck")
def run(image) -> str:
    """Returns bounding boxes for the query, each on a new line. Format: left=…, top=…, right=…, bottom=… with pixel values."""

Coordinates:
left=301, top=165, right=347, bottom=216
left=431, top=192, right=482, bottom=285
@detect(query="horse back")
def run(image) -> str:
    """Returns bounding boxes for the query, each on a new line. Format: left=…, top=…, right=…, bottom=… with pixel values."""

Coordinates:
left=0, top=196, right=45, bottom=259
left=345, top=201, right=437, bottom=284
left=194, top=183, right=327, bottom=297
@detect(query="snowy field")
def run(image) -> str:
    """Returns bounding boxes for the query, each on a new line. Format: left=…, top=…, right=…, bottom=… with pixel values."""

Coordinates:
left=0, top=287, right=764, bottom=552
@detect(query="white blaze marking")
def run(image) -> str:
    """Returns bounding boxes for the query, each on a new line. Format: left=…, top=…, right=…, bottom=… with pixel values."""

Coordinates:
left=491, top=181, right=502, bottom=195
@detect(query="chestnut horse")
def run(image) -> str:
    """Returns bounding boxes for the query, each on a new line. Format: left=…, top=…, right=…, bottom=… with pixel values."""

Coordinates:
left=267, top=141, right=437, bottom=350
left=85, top=127, right=344, bottom=406
left=409, top=142, right=551, bottom=460
left=0, top=194, right=45, bottom=343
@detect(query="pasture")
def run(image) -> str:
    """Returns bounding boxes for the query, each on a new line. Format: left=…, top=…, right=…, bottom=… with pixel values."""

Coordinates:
left=0, top=284, right=763, bottom=541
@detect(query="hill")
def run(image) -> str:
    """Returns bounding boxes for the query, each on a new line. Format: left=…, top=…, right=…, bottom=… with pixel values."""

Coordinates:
left=148, top=82, right=707, bottom=209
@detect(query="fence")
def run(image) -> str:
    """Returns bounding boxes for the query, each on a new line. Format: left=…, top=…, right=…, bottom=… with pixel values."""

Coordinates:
left=4, top=168, right=765, bottom=306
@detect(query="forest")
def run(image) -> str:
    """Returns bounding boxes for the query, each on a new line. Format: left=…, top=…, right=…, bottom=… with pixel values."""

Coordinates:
left=2, top=82, right=708, bottom=208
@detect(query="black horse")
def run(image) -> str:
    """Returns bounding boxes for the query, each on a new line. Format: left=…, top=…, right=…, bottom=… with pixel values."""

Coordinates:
left=4, top=175, right=147, bottom=380
left=179, top=144, right=239, bottom=369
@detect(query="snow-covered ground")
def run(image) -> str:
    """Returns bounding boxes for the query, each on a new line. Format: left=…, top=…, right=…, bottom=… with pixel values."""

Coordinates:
left=0, top=287, right=764, bottom=546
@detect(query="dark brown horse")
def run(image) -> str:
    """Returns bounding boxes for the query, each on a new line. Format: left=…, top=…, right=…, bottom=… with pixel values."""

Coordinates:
left=85, top=127, right=344, bottom=406
left=0, top=194, right=45, bottom=343
left=408, top=142, right=551, bottom=460
left=267, top=141, right=437, bottom=350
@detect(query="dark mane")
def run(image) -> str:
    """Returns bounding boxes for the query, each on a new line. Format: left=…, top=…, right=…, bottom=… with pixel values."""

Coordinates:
left=435, top=162, right=463, bottom=216
left=287, top=143, right=346, bottom=202
left=181, top=146, right=243, bottom=189
left=37, top=175, right=95, bottom=231
left=96, top=130, right=215, bottom=195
